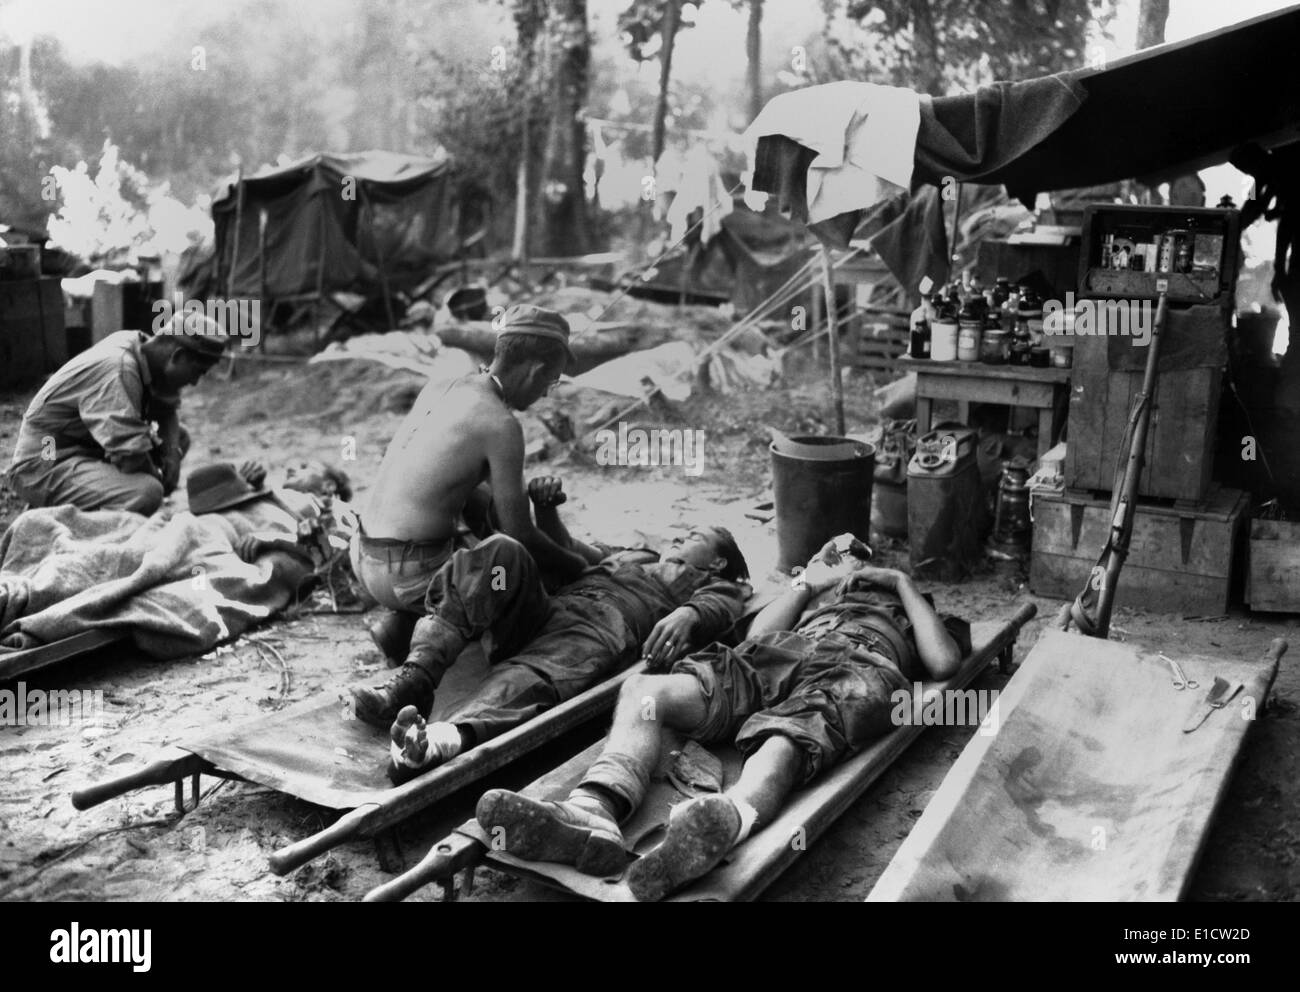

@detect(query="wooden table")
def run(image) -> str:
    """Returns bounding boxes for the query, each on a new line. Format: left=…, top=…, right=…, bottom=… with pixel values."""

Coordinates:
left=906, top=359, right=1071, bottom=458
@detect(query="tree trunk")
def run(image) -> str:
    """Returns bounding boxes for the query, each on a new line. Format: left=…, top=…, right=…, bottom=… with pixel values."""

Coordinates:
left=511, top=0, right=546, bottom=260
left=746, top=0, right=763, bottom=122
left=538, top=0, right=591, bottom=256
left=1136, top=0, right=1170, bottom=50
left=652, top=0, right=682, bottom=169
left=909, top=0, right=945, bottom=97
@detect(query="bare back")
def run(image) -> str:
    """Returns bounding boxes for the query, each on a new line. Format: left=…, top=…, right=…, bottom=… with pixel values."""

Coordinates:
left=363, top=375, right=516, bottom=542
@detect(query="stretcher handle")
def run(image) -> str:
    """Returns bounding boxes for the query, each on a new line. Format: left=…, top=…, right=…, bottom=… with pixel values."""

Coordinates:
left=269, top=805, right=374, bottom=876
left=71, top=753, right=206, bottom=811
left=364, top=828, right=485, bottom=902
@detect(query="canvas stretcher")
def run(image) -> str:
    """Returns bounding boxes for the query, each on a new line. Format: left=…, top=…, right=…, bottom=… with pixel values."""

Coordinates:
left=867, top=629, right=1286, bottom=902
left=364, top=604, right=1037, bottom=902
left=70, top=643, right=649, bottom=875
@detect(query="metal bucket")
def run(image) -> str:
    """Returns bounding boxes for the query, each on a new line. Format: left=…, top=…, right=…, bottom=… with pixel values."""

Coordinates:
left=770, top=433, right=875, bottom=571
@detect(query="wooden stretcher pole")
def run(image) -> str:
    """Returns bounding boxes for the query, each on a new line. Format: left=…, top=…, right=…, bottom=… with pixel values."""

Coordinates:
left=267, top=662, right=649, bottom=875
left=364, top=827, right=485, bottom=902
left=268, top=805, right=375, bottom=875
left=1067, top=285, right=1169, bottom=637
left=72, top=752, right=208, bottom=811
left=819, top=245, right=845, bottom=436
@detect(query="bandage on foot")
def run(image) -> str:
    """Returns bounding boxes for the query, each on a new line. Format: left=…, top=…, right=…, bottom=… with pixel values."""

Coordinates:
left=386, top=708, right=461, bottom=784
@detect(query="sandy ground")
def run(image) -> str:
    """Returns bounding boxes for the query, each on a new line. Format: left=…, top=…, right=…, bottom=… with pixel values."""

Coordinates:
left=1, top=349, right=1297, bottom=903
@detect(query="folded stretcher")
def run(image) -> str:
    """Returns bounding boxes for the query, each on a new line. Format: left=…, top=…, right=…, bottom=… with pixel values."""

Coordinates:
left=867, top=629, right=1286, bottom=901
left=364, top=604, right=1037, bottom=902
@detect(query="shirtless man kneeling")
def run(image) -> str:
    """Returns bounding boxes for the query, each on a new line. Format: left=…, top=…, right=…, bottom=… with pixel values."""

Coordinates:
left=348, top=305, right=589, bottom=728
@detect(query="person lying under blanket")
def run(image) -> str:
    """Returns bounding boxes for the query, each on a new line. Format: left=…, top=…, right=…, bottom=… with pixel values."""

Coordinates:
left=346, top=478, right=751, bottom=785
left=476, top=534, right=971, bottom=901
left=0, top=461, right=353, bottom=657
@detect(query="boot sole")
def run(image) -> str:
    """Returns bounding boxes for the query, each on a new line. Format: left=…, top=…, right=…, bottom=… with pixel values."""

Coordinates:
left=350, top=688, right=400, bottom=730
left=476, top=791, right=627, bottom=877
left=626, top=795, right=739, bottom=902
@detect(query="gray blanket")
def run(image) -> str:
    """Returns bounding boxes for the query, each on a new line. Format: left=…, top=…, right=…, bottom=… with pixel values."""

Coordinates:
left=0, top=503, right=301, bottom=660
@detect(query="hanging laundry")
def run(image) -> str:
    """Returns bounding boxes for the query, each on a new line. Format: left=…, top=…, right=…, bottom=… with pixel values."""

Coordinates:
left=744, top=81, right=922, bottom=226
left=664, top=146, right=735, bottom=246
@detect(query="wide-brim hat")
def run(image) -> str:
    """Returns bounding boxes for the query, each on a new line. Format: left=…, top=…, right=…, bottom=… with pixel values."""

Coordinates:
left=187, top=462, right=271, bottom=515
left=496, top=303, right=575, bottom=364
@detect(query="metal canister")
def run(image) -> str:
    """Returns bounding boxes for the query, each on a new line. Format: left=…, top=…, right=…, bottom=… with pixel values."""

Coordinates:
left=992, top=457, right=1032, bottom=551
left=1159, top=229, right=1190, bottom=273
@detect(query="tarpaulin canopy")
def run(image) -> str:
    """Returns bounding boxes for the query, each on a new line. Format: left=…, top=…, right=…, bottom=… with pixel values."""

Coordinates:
left=211, top=149, right=480, bottom=301
left=925, top=3, right=1300, bottom=201
left=750, top=5, right=1300, bottom=283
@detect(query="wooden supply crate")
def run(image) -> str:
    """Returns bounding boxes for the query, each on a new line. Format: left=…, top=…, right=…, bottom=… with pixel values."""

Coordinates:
left=1030, top=485, right=1246, bottom=616
left=1247, top=519, right=1300, bottom=613
left=1064, top=303, right=1227, bottom=502
left=848, top=309, right=909, bottom=372
left=0, top=278, right=66, bottom=387
left=1077, top=204, right=1240, bottom=304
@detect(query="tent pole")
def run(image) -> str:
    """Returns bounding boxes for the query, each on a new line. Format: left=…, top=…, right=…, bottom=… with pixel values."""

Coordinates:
left=819, top=244, right=845, bottom=436
left=949, top=181, right=963, bottom=281
left=361, top=184, right=398, bottom=332
left=227, top=165, right=244, bottom=300
left=257, top=207, right=268, bottom=352
left=314, top=205, right=327, bottom=349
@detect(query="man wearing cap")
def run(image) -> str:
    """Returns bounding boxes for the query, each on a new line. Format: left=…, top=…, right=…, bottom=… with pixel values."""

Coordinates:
left=6, top=314, right=227, bottom=516
left=349, top=303, right=592, bottom=726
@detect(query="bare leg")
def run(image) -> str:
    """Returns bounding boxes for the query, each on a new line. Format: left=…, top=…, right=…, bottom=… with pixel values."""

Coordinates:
left=627, top=734, right=805, bottom=902
left=587, top=673, right=710, bottom=806
left=724, top=735, right=803, bottom=827
left=475, top=673, right=708, bottom=876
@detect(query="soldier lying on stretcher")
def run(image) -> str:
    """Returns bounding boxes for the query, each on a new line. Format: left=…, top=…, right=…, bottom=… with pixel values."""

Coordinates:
left=476, top=534, right=969, bottom=901
left=346, top=476, right=752, bottom=784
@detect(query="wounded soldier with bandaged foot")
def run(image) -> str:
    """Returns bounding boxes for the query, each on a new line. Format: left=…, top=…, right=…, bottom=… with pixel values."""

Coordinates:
left=476, top=535, right=970, bottom=901
left=346, top=477, right=751, bottom=784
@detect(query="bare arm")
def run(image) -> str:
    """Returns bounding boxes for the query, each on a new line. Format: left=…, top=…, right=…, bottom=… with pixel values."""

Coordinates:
left=485, top=419, right=587, bottom=581
left=747, top=535, right=868, bottom=640
left=746, top=585, right=815, bottom=639
left=882, top=570, right=963, bottom=681
left=528, top=476, right=605, bottom=565
left=154, top=406, right=184, bottom=493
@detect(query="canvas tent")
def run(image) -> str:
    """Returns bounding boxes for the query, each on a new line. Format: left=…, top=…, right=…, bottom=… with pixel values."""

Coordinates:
left=209, top=150, right=485, bottom=307
left=621, top=205, right=813, bottom=312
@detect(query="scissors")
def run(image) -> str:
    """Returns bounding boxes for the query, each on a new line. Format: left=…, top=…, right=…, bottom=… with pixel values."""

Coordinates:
left=1159, top=654, right=1199, bottom=690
